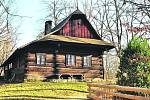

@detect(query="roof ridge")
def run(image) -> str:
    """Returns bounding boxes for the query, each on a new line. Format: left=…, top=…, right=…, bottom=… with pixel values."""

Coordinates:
left=47, top=9, right=85, bottom=35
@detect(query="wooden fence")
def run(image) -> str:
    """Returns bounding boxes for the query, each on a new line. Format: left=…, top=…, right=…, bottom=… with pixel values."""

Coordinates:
left=87, top=83, right=150, bottom=100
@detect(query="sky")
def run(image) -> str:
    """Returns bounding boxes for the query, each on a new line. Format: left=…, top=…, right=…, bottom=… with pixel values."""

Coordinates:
left=11, top=0, right=96, bottom=47
left=14, top=0, right=46, bottom=47
left=12, top=0, right=149, bottom=48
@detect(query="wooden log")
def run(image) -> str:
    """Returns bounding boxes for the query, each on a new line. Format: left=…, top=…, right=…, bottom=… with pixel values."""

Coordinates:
left=27, top=57, right=36, bottom=61
left=27, top=71, right=53, bottom=76
left=27, top=53, right=36, bottom=65
left=27, top=62, right=36, bottom=65
left=28, top=53, right=35, bottom=58
left=84, top=73, right=102, bottom=78
left=90, top=66, right=101, bottom=70
left=90, top=88, right=149, bottom=100
left=57, top=63, right=65, bottom=67
left=92, top=57, right=102, bottom=61
left=46, top=54, right=53, bottom=63
left=92, top=61, right=102, bottom=65
left=89, top=70, right=100, bottom=74
left=87, top=94, right=100, bottom=100
left=87, top=83, right=150, bottom=94
left=92, top=60, right=102, bottom=63
left=59, top=69, right=85, bottom=74
left=45, top=63, right=53, bottom=66
left=76, top=56, right=82, bottom=67
left=27, top=66, right=53, bottom=72
left=28, top=53, right=35, bottom=57
left=57, top=54, right=65, bottom=63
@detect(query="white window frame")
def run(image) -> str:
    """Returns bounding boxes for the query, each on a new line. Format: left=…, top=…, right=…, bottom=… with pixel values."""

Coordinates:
left=66, top=54, right=76, bottom=66
left=36, top=53, right=46, bottom=65
left=83, top=55, right=92, bottom=67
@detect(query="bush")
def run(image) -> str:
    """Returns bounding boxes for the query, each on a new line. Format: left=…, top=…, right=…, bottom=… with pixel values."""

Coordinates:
left=117, top=37, right=150, bottom=88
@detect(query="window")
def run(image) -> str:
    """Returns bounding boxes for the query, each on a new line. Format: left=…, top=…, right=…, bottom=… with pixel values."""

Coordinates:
left=36, top=53, right=46, bottom=65
left=66, top=54, right=75, bottom=66
left=83, top=55, right=92, bottom=67
left=8, top=63, right=12, bottom=69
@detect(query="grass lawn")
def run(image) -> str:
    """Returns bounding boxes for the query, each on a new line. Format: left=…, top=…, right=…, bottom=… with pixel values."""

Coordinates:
left=0, top=81, right=88, bottom=100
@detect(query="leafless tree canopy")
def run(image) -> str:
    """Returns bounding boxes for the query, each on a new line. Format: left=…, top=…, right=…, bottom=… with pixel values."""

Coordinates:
left=43, top=0, right=150, bottom=57
left=0, top=0, right=17, bottom=65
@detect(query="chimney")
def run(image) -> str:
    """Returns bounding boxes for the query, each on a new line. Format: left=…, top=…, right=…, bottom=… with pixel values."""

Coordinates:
left=45, top=21, right=52, bottom=35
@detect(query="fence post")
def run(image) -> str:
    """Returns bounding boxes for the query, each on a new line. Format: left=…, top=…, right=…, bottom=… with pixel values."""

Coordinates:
left=88, top=83, right=91, bottom=96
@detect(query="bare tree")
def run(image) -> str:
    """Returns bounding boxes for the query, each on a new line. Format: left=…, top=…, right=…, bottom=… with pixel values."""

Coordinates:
left=125, top=0, right=150, bottom=18
left=83, top=0, right=150, bottom=57
left=42, top=0, right=75, bottom=27
left=0, top=0, right=18, bottom=65
left=42, top=0, right=150, bottom=57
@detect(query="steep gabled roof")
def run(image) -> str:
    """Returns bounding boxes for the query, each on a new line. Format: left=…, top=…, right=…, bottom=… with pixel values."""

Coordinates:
left=48, top=9, right=101, bottom=39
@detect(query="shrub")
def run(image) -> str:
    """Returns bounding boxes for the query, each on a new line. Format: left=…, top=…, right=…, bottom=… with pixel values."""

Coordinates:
left=117, top=37, right=150, bottom=88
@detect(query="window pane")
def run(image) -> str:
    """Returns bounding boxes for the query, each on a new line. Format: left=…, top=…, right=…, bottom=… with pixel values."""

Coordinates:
left=66, top=55, right=69, bottom=65
left=36, top=53, right=46, bottom=65
left=66, top=54, right=75, bottom=65
left=83, top=57, right=87, bottom=66
left=37, top=54, right=41, bottom=64
left=83, top=55, right=91, bottom=67
left=71, top=55, right=75, bottom=65
left=41, top=55, right=46, bottom=65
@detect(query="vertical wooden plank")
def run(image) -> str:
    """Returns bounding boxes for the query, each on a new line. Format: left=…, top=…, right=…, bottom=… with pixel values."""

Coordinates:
left=84, top=23, right=88, bottom=38
left=78, top=19, right=81, bottom=38
left=67, top=21, right=70, bottom=36
left=89, top=84, right=91, bottom=96
left=56, top=17, right=98, bottom=39
left=62, top=24, right=65, bottom=36
left=75, top=19, right=78, bottom=37
left=87, top=29, right=91, bottom=38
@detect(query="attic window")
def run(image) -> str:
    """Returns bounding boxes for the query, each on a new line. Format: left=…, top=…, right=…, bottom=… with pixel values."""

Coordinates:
left=36, top=53, right=46, bottom=65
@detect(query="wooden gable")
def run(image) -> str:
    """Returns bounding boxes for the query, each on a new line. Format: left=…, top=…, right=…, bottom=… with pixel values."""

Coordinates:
left=59, top=18, right=97, bottom=39
left=51, top=10, right=101, bottom=39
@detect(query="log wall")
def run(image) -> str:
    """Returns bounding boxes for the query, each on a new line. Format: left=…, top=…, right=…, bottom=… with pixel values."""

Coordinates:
left=26, top=53, right=104, bottom=80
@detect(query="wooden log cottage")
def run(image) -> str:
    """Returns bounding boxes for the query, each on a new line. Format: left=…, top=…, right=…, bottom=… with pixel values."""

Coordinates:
left=0, top=9, right=114, bottom=82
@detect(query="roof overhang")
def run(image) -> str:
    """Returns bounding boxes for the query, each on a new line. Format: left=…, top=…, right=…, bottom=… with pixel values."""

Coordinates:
left=1, top=34, right=114, bottom=67
left=40, top=35, right=114, bottom=49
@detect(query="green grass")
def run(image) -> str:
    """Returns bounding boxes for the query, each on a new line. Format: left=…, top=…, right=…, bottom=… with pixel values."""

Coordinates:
left=0, top=81, right=88, bottom=100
